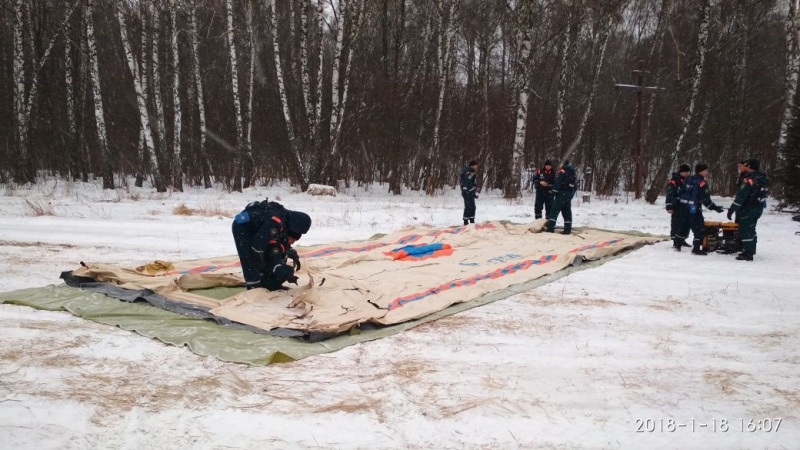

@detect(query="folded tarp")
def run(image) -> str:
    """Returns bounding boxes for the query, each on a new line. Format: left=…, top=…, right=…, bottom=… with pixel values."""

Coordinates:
left=62, top=221, right=663, bottom=337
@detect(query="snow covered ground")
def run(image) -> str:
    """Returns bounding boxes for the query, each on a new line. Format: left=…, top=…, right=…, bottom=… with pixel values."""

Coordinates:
left=1, top=178, right=799, bottom=449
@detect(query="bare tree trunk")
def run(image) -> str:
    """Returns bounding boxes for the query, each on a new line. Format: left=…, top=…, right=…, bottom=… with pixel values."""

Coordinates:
left=329, top=0, right=347, bottom=145
left=422, top=0, right=456, bottom=193
left=777, top=0, right=800, bottom=161
left=86, top=0, right=113, bottom=189
left=64, top=0, right=77, bottom=178
left=301, top=0, right=313, bottom=140
left=13, top=0, right=29, bottom=183
left=555, top=4, right=576, bottom=155
left=270, top=0, right=308, bottom=190
left=150, top=0, right=168, bottom=188
left=313, top=0, right=324, bottom=140
left=117, top=1, right=161, bottom=191
left=508, top=0, right=535, bottom=199
left=170, top=0, right=182, bottom=191
left=243, top=0, right=256, bottom=188
left=644, top=0, right=711, bottom=203
left=78, top=9, right=90, bottom=182
left=225, top=0, right=245, bottom=191
left=561, top=13, right=613, bottom=165
left=189, top=0, right=211, bottom=188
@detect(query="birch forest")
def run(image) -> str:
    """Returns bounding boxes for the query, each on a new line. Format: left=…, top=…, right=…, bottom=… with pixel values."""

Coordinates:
left=2, top=0, right=799, bottom=204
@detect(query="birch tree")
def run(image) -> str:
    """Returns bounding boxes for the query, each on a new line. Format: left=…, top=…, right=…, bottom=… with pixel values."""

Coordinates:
left=561, top=11, right=614, bottom=165
left=64, top=0, right=78, bottom=178
left=188, top=0, right=211, bottom=188
left=777, top=0, right=800, bottom=161
left=117, top=1, right=161, bottom=191
left=270, top=0, right=308, bottom=189
left=86, top=0, right=113, bottom=189
left=150, top=0, right=168, bottom=185
left=225, top=0, right=245, bottom=191
left=645, top=0, right=711, bottom=203
left=508, top=0, right=535, bottom=198
left=421, top=0, right=457, bottom=193
left=13, top=0, right=28, bottom=182
left=169, top=0, right=182, bottom=190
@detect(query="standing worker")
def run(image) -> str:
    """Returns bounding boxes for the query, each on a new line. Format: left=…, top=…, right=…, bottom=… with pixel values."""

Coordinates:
left=546, top=161, right=577, bottom=235
left=727, top=159, right=770, bottom=261
left=666, top=164, right=691, bottom=247
left=674, top=164, right=725, bottom=255
left=460, top=160, right=479, bottom=226
left=532, top=160, right=556, bottom=220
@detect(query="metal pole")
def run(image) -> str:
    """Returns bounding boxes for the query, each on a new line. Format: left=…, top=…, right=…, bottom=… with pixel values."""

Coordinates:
left=633, top=69, right=644, bottom=200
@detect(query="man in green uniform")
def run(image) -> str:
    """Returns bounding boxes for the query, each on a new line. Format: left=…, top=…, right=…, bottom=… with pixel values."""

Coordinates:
left=666, top=164, right=691, bottom=249
left=727, top=159, right=769, bottom=261
left=546, top=161, right=577, bottom=235
left=675, top=163, right=725, bottom=255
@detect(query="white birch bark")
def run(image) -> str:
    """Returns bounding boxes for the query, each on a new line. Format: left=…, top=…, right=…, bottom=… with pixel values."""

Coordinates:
left=301, top=0, right=314, bottom=139
left=670, top=0, right=711, bottom=167
left=421, top=0, right=456, bottom=191
left=86, top=0, right=113, bottom=188
left=330, top=0, right=364, bottom=161
left=170, top=0, right=182, bottom=189
left=777, top=0, right=800, bottom=159
left=329, top=0, right=347, bottom=138
left=555, top=6, right=573, bottom=155
left=245, top=0, right=255, bottom=170
left=117, top=2, right=159, bottom=185
left=13, top=0, right=28, bottom=169
left=64, top=0, right=76, bottom=138
left=313, top=0, right=324, bottom=135
left=189, top=0, right=211, bottom=187
left=270, top=0, right=308, bottom=186
left=644, top=0, right=711, bottom=203
left=151, top=0, right=167, bottom=162
left=226, top=0, right=245, bottom=189
left=563, top=14, right=612, bottom=164
left=511, top=0, right=535, bottom=198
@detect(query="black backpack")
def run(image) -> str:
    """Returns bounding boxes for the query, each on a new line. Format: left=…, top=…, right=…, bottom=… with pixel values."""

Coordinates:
left=747, top=173, right=771, bottom=206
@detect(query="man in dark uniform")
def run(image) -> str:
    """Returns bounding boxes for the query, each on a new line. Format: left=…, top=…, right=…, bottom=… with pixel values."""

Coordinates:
left=666, top=164, right=691, bottom=247
left=546, top=161, right=577, bottom=235
left=727, top=159, right=769, bottom=261
left=232, top=200, right=312, bottom=290
left=460, top=160, right=479, bottom=226
left=532, top=160, right=556, bottom=220
left=675, top=163, right=725, bottom=255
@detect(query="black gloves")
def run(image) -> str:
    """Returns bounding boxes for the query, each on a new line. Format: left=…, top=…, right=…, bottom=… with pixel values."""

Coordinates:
left=666, top=206, right=673, bottom=213
left=286, top=275, right=299, bottom=285
left=474, top=193, right=479, bottom=199
left=287, top=248, right=301, bottom=271
left=726, top=210, right=733, bottom=221
left=711, top=205, right=724, bottom=213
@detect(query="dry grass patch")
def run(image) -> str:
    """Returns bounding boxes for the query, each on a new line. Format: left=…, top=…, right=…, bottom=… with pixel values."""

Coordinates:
left=315, top=398, right=382, bottom=415
left=24, top=198, right=56, bottom=216
left=173, top=203, right=194, bottom=215
left=703, top=369, right=748, bottom=396
left=172, top=202, right=235, bottom=217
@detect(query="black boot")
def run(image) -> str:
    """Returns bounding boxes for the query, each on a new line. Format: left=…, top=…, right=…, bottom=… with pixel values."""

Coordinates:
left=673, top=239, right=682, bottom=252
left=736, top=251, right=754, bottom=261
left=464, top=219, right=469, bottom=226
left=691, top=243, right=707, bottom=255
left=470, top=218, right=475, bottom=224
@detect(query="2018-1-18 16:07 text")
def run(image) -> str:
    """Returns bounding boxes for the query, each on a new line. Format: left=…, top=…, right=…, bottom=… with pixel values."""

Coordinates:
left=635, top=418, right=782, bottom=433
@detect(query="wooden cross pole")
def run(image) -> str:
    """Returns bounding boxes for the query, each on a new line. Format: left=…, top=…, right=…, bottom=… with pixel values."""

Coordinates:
left=614, top=68, right=665, bottom=199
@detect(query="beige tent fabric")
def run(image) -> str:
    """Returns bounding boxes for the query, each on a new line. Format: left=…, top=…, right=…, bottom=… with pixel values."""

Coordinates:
left=71, top=221, right=663, bottom=334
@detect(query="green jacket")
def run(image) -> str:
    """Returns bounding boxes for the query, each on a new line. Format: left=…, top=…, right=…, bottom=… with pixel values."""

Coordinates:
left=730, top=171, right=769, bottom=213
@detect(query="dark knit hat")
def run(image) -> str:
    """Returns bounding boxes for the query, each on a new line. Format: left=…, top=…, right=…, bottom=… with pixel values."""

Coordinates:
left=679, top=164, right=691, bottom=173
left=286, top=211, right=312, bottom=240
left=468, top=160, right=478, bottom=167
left=739, top=159, right=748, bottom=165
left=544, top=160, right=553, bottom=166
left=745, top=159, right=760, bottom=171
left=695, top=163, right=709, bottom=173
